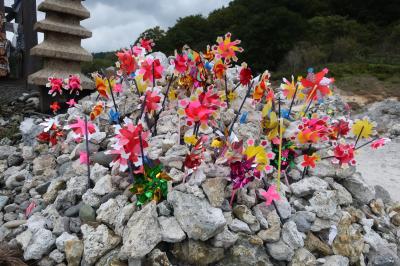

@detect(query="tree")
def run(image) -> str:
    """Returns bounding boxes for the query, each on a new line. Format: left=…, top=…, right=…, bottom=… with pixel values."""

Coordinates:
left=135, top=26, right=166, bottom=45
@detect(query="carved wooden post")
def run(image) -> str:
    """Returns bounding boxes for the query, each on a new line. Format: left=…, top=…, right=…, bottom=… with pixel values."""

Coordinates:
left=28, top=0, right=93, bottom=112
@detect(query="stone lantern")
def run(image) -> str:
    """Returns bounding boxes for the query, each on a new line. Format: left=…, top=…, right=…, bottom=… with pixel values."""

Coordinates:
left=28, top=0, right=93, bottom=111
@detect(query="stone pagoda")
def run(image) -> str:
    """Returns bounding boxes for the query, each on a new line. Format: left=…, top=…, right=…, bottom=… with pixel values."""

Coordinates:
left=28, top=0, right=93, bottom=110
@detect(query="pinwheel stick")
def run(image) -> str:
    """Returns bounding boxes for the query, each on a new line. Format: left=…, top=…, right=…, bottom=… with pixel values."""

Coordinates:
left=152, top=61, right=156, bottom=88
left=354, top=126, right=364, bottom=147
left=228, top=81, right=254, bottom=136
left=224, top=75, right=230, bottom=109
left=84, top=115, right=91, bottom=185
left=287, top=86, right=299, bottom=117
left=355, top=137, right=379, bottom=150
left=277, top=118, right=284, bottom=191
left=139, top=129, right=145, bottom=174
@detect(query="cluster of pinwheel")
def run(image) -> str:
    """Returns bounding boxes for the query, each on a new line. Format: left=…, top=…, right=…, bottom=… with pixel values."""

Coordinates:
left=41, top=33, right=389, bottom=208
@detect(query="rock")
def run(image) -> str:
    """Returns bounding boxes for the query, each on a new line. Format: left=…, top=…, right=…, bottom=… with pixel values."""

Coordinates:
left=366, top=249, right=400, bottom=266
left=23, top=228, right=56, bottom=260
left=308, top=191, right=337, bottom=219
left=0, top=145, right=17, bottom=160
left=0, top=195, right=9, bottom=210
left=172, top=239, right=224, bottom=265
left=290, top=211, right=316, bottom=233
left=391, top=213, right=400, bottom=226
left=96, top=197, right=123, bottom=227
left=3, top=219, right=27, bottom=229
left=273, top=196, right=292, bottom=219
left=291, top=176, right=329, bottom=197
left=257, top=210, right=281, bottom=242
left=90, top=163, right=109, bottom=184
left=114, top=204, right=135, bottom=236
left=332, top=212, right=364, bottom=263
left=168, top=168, right=185, bottom=183
left=43, top=179, right=66, bottom=204
left=92, top=151, right=116, bottom=168
left=82, top=189, right=101, bottom=208
left=228, top=218, right=251, bottom=234
left=69, top=218, right=81, bottom=234
left=374, top=185, right=392, bottom=204
left=282, top=221, right=305, bottom=249
left=168, top=190, right=226, bottom=241
left=309, top=159, right=355, bottom=179
left=266, top=239, right=294, bottom=262
left=5, top=169, right=31, bottom=189
left=56, top=232, right=78, bottom=251
left=65, top=239, right=84, bottom=266
left=145, top=249, right=172, bottom=266
left=210, top=226, right=238, bottom=248
left=53, top=216, right=70, bottom=236
left=92, top=175, right=115, bottom=196
left=370, top=199, right=385, bottom=216
left=236, top=188, right=257, bottom=208
left=64, top=203, right=82, bottom=217
left=49, top=249, right=65, bottom=263
left=81, top=224, right=121, bottom=265
left=202, top=177, right=227, bottom=207
left=290, top=248, right=317, bottom=266
left=36, top=181, right=51, bottom=195
left=33, top=154, right=56, bottom=176
left=252, top=204, right=269, bottom=229
left=321, top=255, right=349, bottom=266
left=233, top=205, right=257, bottom=225
left=158, top=216, right=186, bottom=243
left=305, top=232, right=332, bottom=256
left=7, top=153, right=23, bottom=166
left=79, top=204, right=96, bottom=223
left=119, top=202, right=162, bottom=260
left=16, top=229, right=33, bottom=250
left=156, top=201, right=171, bottom=216
left=341, top=173, right=375, bottom=205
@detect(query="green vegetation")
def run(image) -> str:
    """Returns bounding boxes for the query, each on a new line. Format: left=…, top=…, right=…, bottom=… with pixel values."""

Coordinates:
left=83, top=0, right=400, bottom=98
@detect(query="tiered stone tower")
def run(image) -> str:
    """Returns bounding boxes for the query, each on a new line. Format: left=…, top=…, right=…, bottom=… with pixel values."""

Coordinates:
left=28, top=0, right=93, bottom=110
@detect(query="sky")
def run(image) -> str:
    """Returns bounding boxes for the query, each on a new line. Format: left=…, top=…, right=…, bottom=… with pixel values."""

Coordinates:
left=5, top=0, right=232, bottom=52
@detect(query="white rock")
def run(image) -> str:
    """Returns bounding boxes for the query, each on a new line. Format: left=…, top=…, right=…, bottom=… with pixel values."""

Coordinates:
left=56, top=232, right=78, bottom=252
left=291, top=176, right=329, bottom=197
left=282, top=221, right=305, bottom=249
left=92, top=175, right=115, bottom=196
left=158, top=216, right=186, bottom=243
left=24, top=228, right=56, bottom=260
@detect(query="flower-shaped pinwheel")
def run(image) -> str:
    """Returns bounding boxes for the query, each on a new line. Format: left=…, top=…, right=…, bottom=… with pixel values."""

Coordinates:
left=212, top=32, right=243, bottom=63
left=37, top=118, right=64, bottom=146
left=66, top=75, right=82, bottom=95
left=94, top=75, right=112, bottom=99
left=330, top=119, right=351, bottom=139
left=301, top=68, right=334, bottom=102
left=139, top=38, right=155, bottom=52
left=142, top=87, right=163, bottom=114
left=371, top=138, right=390, bottom=149
left=65, top=117, right=97, bottom=142
left=331, top=141, right=356, bottom=167
left=50, top=102, right=61, bottom=114
left=301, top=154, right=320, bottom=168
left=260, top=185, right=281, bottom=206
left=281, top=76, right=304, bottom=100
left=174, top=53, right=189, bottom=74
left=351, top=117, right=376, bottom=140
left=297, top=117, right=330, bottom=144
left=47, top=77, right=64, bottom=96
left=244, top=144, right=275, bottom=172
left=139, top=58, right=163, bottom=83
left=116, top=49, right=137, bottom=75
left=239, top=63, right=252, bottom=86
left=253, top=71, right=272, bottom=101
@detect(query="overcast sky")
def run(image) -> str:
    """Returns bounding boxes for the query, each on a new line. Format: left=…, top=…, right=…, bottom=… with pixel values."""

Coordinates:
left=5, top=0, right=232, bottom=52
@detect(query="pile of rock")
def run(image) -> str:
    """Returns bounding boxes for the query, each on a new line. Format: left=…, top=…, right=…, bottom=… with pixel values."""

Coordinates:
left=0, top=90, right=400, bottom=266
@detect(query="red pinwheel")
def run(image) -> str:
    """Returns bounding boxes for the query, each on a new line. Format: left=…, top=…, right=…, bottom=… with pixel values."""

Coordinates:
left=239, top=64, right=252, bottom=86
left=174, top=54, right=189, bottom=74
left=301, top=68, right=334, bottom=101
left=116, top=49, right=137, bottom=75
left=139, top=58, right=163, bottom=83
left=139, top=38, right=155, bottom=52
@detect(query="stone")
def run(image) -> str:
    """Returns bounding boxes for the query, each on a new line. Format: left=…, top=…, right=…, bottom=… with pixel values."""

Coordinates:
left=33, top=154, right=56, bottom=176
left=0, top=195, right=9, bottom=210
left=16, top=229, right=33, bottom=250
left=96, top=198, right=122, bottom=227
left=119, top=202, right=162, bottom=260
left=0, top=145, right=17, bottom=160
left=64, top=203, right=82, bottom=217
left=23, top=228, right=56, bottom=260
left=168, top=190, right=226, bottom=241
left=291, top=176, right=329, bottom=197
left=374, top=185, right=392, bottom=204
left=228, top=218, right=251, bottom=234
left=172, top=239, right=224, bottom=265
left=257, top=210, right=281, bottom=243
left=92, top=175, right=115, bottom=196
left=156, top=201, right=171, bottom=216
left=79, top=204, right=96, bottom=223
left=65, top=239, right=84, bottom=266
left=114, top=204, right=135, bottom=236
left=290, top=248, right=317, bottom=266
left=49, top=249, right=65, bottom=263
left=266, top=239, right=294, bottom=262
left=321, top=255, right=349, bottom=266
left=332, top=212, right=364, bottom=263
left=308, top=191, right=338, bottom=219
left=53, top=216, right=70, bottom=236
left=202, top=177, right=227, bottom=207
left=81, top=224, right=121, bottom=265
left=305, top=232, right=332, bottom=256
left=367, top=249, right=400, bottom=266
left=92, top=151, right=115, bottom=168
left=168, top=168, right=185, bottom=183
left=4, top=203, right=18, bottom=212
left=7, top=153, right=23, bottom=166
left=233, top=205, right=257, bottom=225
left=158, top=216, right=186, bottom=243
left=56, top=232, right=78, bottom=251
left=282, top=221, right=305, bottom=249
left=82, top=189, right=101, bottom=208
left=69, top=218, right=81, bottom=234
left=252, top=204, right=269, bottom=229
left=43, top=179, right=66, bottom=204
left=90, top=163, right=109, bottom=184
left=211, top=226, right=238, bottom=248
left=95, top=248, right=125, bottom=266
left=236, top=188, right=257, bottom=208
left=273, top=196, right=292, bottom=219
left=341, top=173, right=375, bottom=205
left=5, top=169, right=31, bottom=189
left=290, top=211, right=316, bottom=233
left=36, top=181, right=51, bottom=195
left=145, top=249, right=172, bottom=266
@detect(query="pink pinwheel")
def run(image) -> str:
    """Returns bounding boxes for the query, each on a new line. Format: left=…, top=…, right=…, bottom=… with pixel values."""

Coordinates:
left=139, top=38, right=155, bottom=52
left=371, top=138, right=390, bottom=149
left=174, top=54, right=189, bottom=74
left=79, top=151, right=89, bottom=165
left=66, top=99, right=77, bottom=108
left=113, top=83, right=123, bottom=93
left=66, top=117, right=96, bottom=142
left=66, top=75, right=82, bottom=95
left=116, top=49, right=136, bottom=75
left=184, top=100, right=215, bottom=126
left=139, top=58, right=163, bottom=83
left=332, top=142, right=356, bottom=167
left=47, top=77, right=64, bottom=96
left=260, top=185, right=281, bottom=206
left=301, top=68, right=334, bottom=101
left=142, top=88, right=162, bottom=113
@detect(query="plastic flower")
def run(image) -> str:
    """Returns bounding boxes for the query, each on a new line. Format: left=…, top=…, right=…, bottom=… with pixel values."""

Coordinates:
left=301, top=154, right=320, bottom=168
left=332, top=142, right=356, bottom=167
left=50, top=102, right=61, bottom=113
left=261, top=185, right=281, bottom=206
left=66, top=99, right=77, bottom=108
left=184, top=137, right=206, bottom=170
left=230, top=156, right=259, bottom=190
left=139, top=58, right=163, bottom=83
left=183, top=100, right=215, bottom=126
left=371, top=138, right=390, bottom=149
left=65, top=117, right=96, bottom=142
left=352, top=117, right=376, bottom=139
left=37, top=118, right=63, bottom=146
left=212, top=32, right=243, bottom=63
left=139, top=38, right=155, bottom=52
left=281, top=76, right=304, bottom=100
left=142, top=87, right=162, bottom=114
left=113, top=83, right=123, bottom=93
left=47, top=77, right=63, bottom=96
left=213, top=59, right=227, bottom=79
left=239, top=63, right=252, bottom=86
left=79, top=151, right=89, bottom=165
left=116, top=49, right=137, bottom=75
left=297, top=117, right=330, bottom=144
left=184, top=135, right=198, bottom=145
left=244, top=145, right=274, bottom=172
left=301, top=68, right=334, bottom=101
left=174, top=54, right=189, bottom=74
left=90, top=102, right=104, bottom=121
left=94, top=75, right=111, bottom=99
left=330, top=119, right=350, bottom=139
left=253, top=71, right=271, bottom=101
left=66, top=75, right=82, bottom=95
